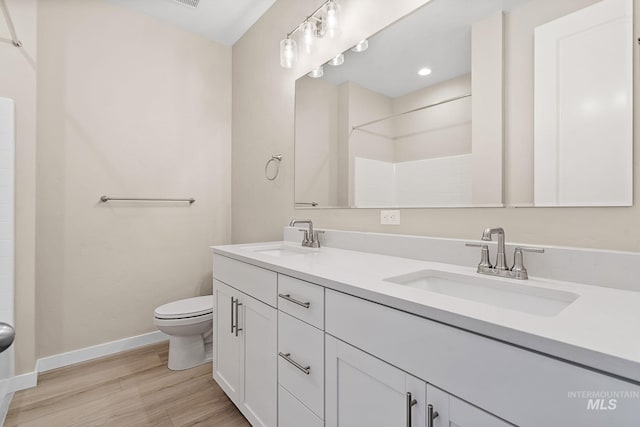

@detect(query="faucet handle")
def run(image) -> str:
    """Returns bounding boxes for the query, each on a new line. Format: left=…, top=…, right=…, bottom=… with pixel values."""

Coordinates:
left=511, top=247, right=544, bottom=280
left=465, top=243, right=492, bottom=272
left=293, top=228, right=310, bottom=245
left=516, top=246, right=545, bottom=253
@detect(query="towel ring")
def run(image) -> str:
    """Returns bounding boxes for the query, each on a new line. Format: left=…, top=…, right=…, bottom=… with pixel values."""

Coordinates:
left=265, top=154, right=282, bottom=181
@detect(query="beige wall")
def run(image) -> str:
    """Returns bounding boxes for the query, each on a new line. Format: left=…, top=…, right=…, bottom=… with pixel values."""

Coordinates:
left=471, top=11, right=503, bottom=206
left=347, top=81, right=394, bottom=205
left=295, top=77, right=339, bottom=206
left=232, top=0, right=640, bottom=252
left=35, top=0, right=231, bottom=360
left=0, top=0, right=37, bottom=375
left=392, top=74, right=472, bottom=163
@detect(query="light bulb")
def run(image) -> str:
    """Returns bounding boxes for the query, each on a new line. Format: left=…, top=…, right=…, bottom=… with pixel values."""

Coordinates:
left=328, top=53, right=344, bottom=66
left=322, top=1, right=341, bottom=38
left=308, top=66, right=324, bottom=78
left=302, top=21, right=315, bottom=53
left=351, top=39, right=368, bottom=53
left=280, top=38, right=297, bottom=69
left=417, top=67, right=432, bottom=76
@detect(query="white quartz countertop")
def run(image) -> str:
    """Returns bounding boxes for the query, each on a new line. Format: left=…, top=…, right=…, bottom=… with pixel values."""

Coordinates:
left=212, top=241, right=640, bottom=383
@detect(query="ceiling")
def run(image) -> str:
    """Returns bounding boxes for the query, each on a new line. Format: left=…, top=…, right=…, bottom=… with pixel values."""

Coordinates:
left=321, top=0, right=530, bottom=98
left=105, top=0, right=277, bottom=46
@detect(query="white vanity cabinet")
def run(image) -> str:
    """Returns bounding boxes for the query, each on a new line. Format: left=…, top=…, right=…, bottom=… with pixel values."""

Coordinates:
left=427, top=385, right=511, bottom=427
left=325, top=289, right=640, bottom=427
left=212, top=248, right=640, bottom=427
left=213, top=280, right=243, bottom=403
left=213, top=256, right=278, bottom=427
left=277, top=275, right=325, bottom=426
left=325, top=335, right=508, bottom=427
left=326, top=335, right=427, bottom=427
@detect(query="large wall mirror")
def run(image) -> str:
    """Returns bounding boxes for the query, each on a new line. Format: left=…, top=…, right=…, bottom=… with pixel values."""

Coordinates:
left=294, top=0, right=634, bottom=209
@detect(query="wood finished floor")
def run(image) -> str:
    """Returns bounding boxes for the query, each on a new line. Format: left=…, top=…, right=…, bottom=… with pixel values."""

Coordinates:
left=5, top=342, right=250, bottom=427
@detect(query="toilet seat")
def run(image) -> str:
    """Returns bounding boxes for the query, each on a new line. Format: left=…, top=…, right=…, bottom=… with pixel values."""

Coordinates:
left=154, top=296, right=213, bottom=320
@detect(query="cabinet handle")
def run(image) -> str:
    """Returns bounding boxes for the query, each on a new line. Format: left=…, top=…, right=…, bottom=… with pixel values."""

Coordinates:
left=278, top=352, right=310, bottom=375
left=230, top=296, right=235, bottom=334
left=427, top=404, right=439, bottom=427
left=406, top=392, right=417, bottom=427
left=234, top=299, right=243, bottom=337
left=278, top=293, right=311, bottom=308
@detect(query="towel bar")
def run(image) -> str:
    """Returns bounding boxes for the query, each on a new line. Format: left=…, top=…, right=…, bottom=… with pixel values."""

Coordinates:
left=100, top=196, right=195, bottom=204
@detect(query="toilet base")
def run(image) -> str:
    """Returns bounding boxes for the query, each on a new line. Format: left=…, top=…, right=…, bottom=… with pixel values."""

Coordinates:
left=168, top=335, right=211, bottom=370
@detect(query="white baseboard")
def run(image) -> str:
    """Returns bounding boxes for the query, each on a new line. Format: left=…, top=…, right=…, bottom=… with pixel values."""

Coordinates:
left=10, top=372, right=36, bottom=392
left=11, top=331, right=168, bottom=393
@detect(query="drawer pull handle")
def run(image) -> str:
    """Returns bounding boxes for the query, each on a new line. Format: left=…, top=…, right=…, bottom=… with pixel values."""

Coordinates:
left=278, top=293, right=311, bottom=308
left=278, top=352, right=311, bottom=375
left=406, top=392, right=417, bottom=427
left=427, top=404, right=439, bottom=427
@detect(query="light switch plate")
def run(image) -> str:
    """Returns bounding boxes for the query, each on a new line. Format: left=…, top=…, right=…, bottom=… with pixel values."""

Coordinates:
left=380, top=210, right=400, bottom=225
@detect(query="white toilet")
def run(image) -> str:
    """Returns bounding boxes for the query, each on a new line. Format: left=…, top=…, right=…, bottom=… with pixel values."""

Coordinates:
left=153, top=295, right=214, bottom=371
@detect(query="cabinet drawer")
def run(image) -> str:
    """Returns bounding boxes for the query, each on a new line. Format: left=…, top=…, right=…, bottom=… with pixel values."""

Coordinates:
left=278, top=385, right=323, bottom=427
left=278, top=311, right=324, bottom=419
left=326, top=289, right=640, bottom=427
left=213, top=254, right=277, bottom=307
left=277, top=275, right=324, bottom=329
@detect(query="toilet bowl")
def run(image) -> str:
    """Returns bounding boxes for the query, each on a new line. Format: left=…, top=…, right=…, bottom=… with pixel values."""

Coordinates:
left=153, top=295, right=213, bottom=371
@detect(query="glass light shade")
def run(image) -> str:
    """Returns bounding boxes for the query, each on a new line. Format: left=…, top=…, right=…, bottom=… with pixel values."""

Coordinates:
left=322, top=1, right=341, bottom=38
left=328, top=53, right=344, bottom=66
left=280, top=38, right=297, bottom=69
left=302, top=21, right=316, bottom=53
left=308, top=66, right=324, bottom=78
left=351, top=39, right=368, bottom=53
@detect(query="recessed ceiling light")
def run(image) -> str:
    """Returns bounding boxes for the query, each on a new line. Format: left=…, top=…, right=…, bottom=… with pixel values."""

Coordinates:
left=418, top=67, right=432, bottom=76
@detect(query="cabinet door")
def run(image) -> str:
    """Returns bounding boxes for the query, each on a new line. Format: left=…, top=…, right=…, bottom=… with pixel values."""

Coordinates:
left=241, top=292, right=278, bottom=427
left=326, top=335, right=426, bottom=427
left=427, top=385, right=511, bottom=427
left=213, top=280, right=243, bottom=403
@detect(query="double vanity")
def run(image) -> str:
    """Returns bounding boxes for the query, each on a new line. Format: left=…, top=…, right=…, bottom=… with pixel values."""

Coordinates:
left=211, top=226, right=640, bottom=427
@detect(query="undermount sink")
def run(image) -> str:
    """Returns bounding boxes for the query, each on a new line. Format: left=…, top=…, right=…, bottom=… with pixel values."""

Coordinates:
left=385, top=270, right=579, bottom=317
left=247, top=243, right=317, bottom=257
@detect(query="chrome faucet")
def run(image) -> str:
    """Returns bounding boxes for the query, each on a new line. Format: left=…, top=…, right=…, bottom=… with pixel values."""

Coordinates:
left=481, top=227, right=508, bottom=270
left=289, top=219, right=320, bottom=248
left=466, top=227, right=544, bottom=280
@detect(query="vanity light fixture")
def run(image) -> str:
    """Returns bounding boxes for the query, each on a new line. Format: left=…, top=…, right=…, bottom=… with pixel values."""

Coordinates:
left=308, top=66, right=324, bottom=78
left=328, top=53, right=344, bottom=66
left=322, top=0, right=341, bottom=38
left=301, top=20, right=316, bottom=53
left=418, top=67, right=432, bottom=76
left=351, top=39, right=368, bottom=53
left=280, top=37, right=298, bottom=69
left=278, top=0, right=342, bottom=69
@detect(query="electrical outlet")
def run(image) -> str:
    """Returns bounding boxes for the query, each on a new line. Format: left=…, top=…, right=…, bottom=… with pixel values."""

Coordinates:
left=380, top=210, right=400, bottom=225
